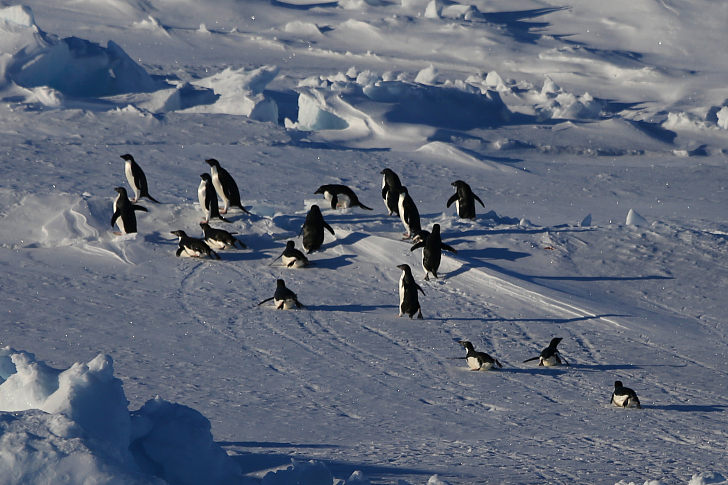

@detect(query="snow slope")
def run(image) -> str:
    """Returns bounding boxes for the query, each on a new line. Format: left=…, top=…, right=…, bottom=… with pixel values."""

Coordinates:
left=1, top=1, right=728, bottom=483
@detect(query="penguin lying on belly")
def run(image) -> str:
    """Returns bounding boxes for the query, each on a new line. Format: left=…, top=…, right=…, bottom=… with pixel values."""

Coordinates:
left=171, top=230, right=220, bottom=259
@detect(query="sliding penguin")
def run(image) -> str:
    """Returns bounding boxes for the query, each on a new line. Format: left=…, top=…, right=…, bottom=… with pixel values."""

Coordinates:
left=447, top=180, right=484, bottom=220
left=396, top=263, right=425, bottom=319
left=300, top=204, right=335, bottom=253
left=611, top=381, right=642, bottom=409
left=200, top=222, right=246, bottom=249
left=398, top=186, right=421, bottom=239
left=459, top=341, right=503, bottom=371
left=205, top=158, right=251, bottom=215
left=257, top=279, right=304, bottom=309
left=380, top=168, right=402, bottom=216
left=198, top=173, right=231, bottom=223
left=314, top=184, right=373, bottom=210
left=410, top=223, right=457, bottom=280
left=523, top=337, right=569, bottom=366
left=121, top=154, right=159, bottom=203
left=271, top=240, right=309, bottom=268
left=111, top=187, right=147, bottom=234
left=171, top=230, right=220, bottom=259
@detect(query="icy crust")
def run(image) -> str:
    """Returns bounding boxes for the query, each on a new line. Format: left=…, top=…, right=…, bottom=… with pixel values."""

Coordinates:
left=0, top=347, right=244, bottom=485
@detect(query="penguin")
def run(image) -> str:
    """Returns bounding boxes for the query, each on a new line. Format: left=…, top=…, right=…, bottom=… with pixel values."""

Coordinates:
left=380, top=168, right=402, bottom=216
left=171, top=230, right=220, bottom=259
left=410, top=223, right=457, bottom=280
left=523, top=337, right=569, bottom=366
left=458, top=341, right=503, bottom=371
left=396, top=263, right=425, bottom=319
left=110, top=187, right=148, bottom=234
left=120, top=154, right=160, bottom=203
left=198, top=173, right=231, bottom=223
left=257, top=279, right=304, bottom=309
left=397, top=186, right=422, bottom=240
left=299, top=204, right=335, bottom=253
left=270, top=240, right=309, bottom=268
left=314, top=184, right=373, bottom=210
left=447, top=180, right=484, bottom=220
left=199, top=222, right=246, bottom=249
left=611, top=381, right=642, bottom=409
left=205, top=158, right=251, bottom=215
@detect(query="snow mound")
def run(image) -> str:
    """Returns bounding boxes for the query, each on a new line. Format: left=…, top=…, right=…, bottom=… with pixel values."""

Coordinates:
left=0, top=5, right=157, bottom=97
left=625, top=208, right=648, bottom=227
left=0, top=347, right=242, bottom=485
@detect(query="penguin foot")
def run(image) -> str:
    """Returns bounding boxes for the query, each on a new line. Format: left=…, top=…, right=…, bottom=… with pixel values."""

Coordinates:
left=424, top=274, right=430, bottom=281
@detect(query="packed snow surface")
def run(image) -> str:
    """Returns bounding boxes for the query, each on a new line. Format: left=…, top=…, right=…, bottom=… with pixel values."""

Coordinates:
left=1, top=0, right=728, bottom=484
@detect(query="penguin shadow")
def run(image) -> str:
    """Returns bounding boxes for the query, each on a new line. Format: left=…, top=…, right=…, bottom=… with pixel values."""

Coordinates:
left=215, top=248, right=268, bottom=262
left=305, top=303, right=391, bottom=313
left=498, top=366, right=569, bottom=376
left=309, top=254, right=356, bottom=270
left=481, top=314, right=632, bottom=325
left=568, top=363, right=643, bottom=372
left=452, top=247, right=531, bottom=262
left=642, top=404, right=727, bottom=413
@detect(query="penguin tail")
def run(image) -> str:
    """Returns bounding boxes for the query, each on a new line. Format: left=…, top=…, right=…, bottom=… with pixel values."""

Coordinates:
left=237, top=204, right=252, bottom=215
left=218, top=215, right=232, bottom=223
left=145, top=194, right=161, bottom=203
left=495, top=359, right=503, bottom=368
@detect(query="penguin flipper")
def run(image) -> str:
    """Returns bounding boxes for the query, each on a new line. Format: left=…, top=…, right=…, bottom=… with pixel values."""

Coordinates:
left=446, top=193, right=458, bottom=208
left=211, top=250, right=221, bottom=260
left=441, top=243, right=457, bottom=253
left=286, top=260, right=296, bottom=268
left=144, top=193, right=160, bottom=204
left=410, top=241, right=425, bottom=251
left=415, top=284, right=425, bottom=296
left=495, top=359, right=503, bottom=368
left=474, top=194, right=485, bottom=207
left=323, top=222, right=335, bottom=236
left=132, top=204, right=148, bottom=212
left=111, top=210, right=120, bottom=227
left=330, top=194, right=338, bottom=210
left=175, top=247, right=183, bottom=257
left=522, top=356, right=539, bottom=363
left=257, top=297, right=274, bottom=306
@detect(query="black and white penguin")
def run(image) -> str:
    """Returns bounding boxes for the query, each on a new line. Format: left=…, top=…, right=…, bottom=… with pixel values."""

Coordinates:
left=257, top=279, right=304, bottom=309
left=523, top=337, right=569, bottom=366
left=397, top=186, right=422, bottom=240
left=299, top=204, right=335, bottom=253
left=447, top=180, right=484, bottom=220
left=380, top=168, right=402, bottom=216
left=171, top=230, right=220, bottom=259
left=396, top=263, right=425, bottom=319
left=611, top=381, right=642, bottom=409
left=271, top=240, right=309, bottom=268
left=458, top=341, right=503, bottom=371
left=110, top=187, right=148, bottom=234
left=410, top=223, right=457, bottom=280
left=199, top=222, right=246, bottom=249
left=198, top=173, right=231, bottom=223
left=120, top=154, right=160, bottom=203
left=314, top=184, right=373, bottom=210
left=205, top=158, right=251, bottom=215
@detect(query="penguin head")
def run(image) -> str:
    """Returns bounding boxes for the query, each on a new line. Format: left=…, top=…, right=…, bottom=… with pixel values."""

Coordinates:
left=285, top=240, right=295, bottom=249
left=114, top=186, right=128, bottom=196
left=199, top=222, right=210, bottom=230
left=452, top=180, right=467, bottom=188
left=431, top=224, right=441, bottom=235
left=276, top=279, right=286, bottom=288
left=205, top=158, right=220, bottom=167
left=171, top=230, right=187, bottom=237
left=548, top=337, right=563, bottom=348
left=120, top=154, right=134, bottom=162
left=459, top=340, right=474, bottom=351
left=396, top=263, right=412, bottom=274
left=314, top=185, right=326, bottom=195
left=200, top=173, right=211, bottom=181
left=309, top=204, right=322, bottom=215
left=614, top=380, right=623, bottom=389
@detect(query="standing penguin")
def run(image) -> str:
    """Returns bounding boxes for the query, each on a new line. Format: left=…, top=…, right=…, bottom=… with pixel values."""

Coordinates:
left=121, top=154, right=159, bottom=203
left=410, top=223, right=457, bottom=280
left=397, top=186, right=422, bottom=240
left=198, top=173, right=231, bottom=223
left=396, top=263, right=425, bottom=319
left=523, top=337, right=569, bottom=366
left=380, top=168, right=402, bottom=216
left=611, top=381, right=642, bottom=409
left=458, top=341, right=503, bottom=371
left=314, top=184, right=373, bottom=211
left=257, top=279, right=304, bottom=309
left=205, top=158, right=251, bottom=215
left=447, top=180, right=485, bottom=220
left=271, top=240, right=310, bottom=268
left=111, top=187, right=148, bottom=234
left=171, top=230, right=220, bottom=259
left=199, top=222, right=246, bottom=249
left=299, top=204, right=335, bottom=253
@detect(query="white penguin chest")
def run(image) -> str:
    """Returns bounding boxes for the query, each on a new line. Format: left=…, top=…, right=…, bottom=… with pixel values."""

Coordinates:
left=113, top=195, right=126, bottom=233
left=210, top=167, right=226, bottom=201
left=124, top=162, right=135, bottom=192
left=198, top=181, right=207, bottom=209
left=398, top=272, right=405, bottom=301
left=205, top=237, right=227, bottom=250
left=612, top=393, right=630, bottom=407
left=274, top=297, right=296, bottom=309
left=282, top=255, right=305, bottom=268
left=540, top=355, right=561, bottom=366
left=466, top=356, right=482, bottom=370
left=398, top=195, right=408, bottom=227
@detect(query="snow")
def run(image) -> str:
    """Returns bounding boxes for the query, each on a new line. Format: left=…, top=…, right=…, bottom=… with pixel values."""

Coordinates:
left=1, top=0, right=728, bottom=483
